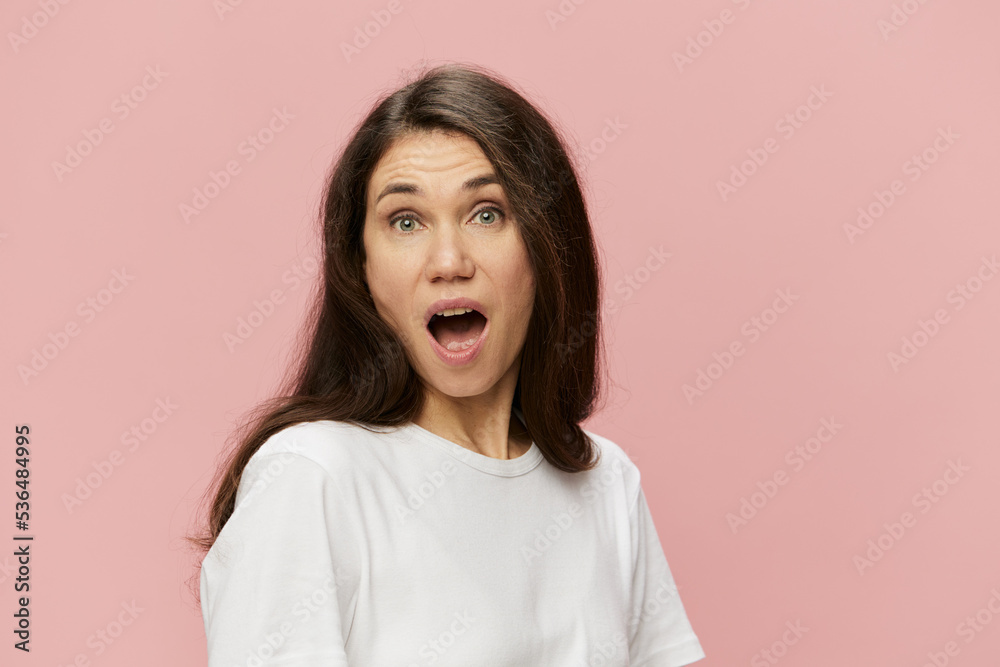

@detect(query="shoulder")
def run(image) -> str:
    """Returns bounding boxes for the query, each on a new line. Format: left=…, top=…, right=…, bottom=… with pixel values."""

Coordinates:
left=228, top=419, right=401, bottom=521
left=580, top=428, right=643, bottom=510
left=244, top=419, right=394, bottom=484
left=254, top=419, right=369, bottom=456
left=583, top=428, right=640, bottom=479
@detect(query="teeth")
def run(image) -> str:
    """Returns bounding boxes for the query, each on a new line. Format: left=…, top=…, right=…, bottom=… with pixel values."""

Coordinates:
left=434, top=307, right=474, bottom=318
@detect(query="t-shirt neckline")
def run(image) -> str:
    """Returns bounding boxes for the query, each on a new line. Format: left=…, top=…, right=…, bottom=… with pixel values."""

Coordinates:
left=401, top=405, right=544, bottom=477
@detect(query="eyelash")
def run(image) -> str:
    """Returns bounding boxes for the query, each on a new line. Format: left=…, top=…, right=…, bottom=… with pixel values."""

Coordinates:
left=388, top=204, right=506, bottom=232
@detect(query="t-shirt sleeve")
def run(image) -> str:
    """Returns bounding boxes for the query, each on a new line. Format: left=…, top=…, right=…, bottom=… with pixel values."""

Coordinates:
left=627, top=486, right=706, bottom=667
left=199, top=452, right=354, bottom=666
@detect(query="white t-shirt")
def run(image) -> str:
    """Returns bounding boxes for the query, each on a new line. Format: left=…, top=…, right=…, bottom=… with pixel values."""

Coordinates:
left=200, top=410, right=706, bottom=666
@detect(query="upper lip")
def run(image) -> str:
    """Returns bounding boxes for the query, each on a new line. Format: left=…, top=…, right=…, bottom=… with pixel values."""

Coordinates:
left=424, top=297, right=488, bottom=327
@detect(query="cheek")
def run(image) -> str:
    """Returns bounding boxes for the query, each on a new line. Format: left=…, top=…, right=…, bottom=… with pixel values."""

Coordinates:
left=362, top=259, right=390, bottom=311
left=500, top=265, right=535, bottom=324
left=365, top=258, right=415, bottom=335
left=516, top=249, right=536, bottom=303
left=365, top=251, right=391, bottom=293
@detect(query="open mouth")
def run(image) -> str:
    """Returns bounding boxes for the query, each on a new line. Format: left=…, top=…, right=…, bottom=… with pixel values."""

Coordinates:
left=427, top=308, right=488, bottom=352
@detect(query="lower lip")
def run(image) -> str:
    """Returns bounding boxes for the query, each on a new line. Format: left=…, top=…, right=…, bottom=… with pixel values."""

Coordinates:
left=426, top=318, right=489, bottom=366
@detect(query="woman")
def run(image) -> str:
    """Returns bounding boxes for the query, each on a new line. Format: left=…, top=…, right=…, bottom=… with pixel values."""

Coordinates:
left=191, top=62, right=706, bottom=666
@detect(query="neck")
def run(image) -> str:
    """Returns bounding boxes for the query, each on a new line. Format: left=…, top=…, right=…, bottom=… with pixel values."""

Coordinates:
left=413, top=365, right=529, bottom=460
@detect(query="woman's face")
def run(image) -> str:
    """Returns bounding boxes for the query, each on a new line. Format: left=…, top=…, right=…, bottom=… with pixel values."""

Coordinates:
left=362, top=130, right=535, bottom=399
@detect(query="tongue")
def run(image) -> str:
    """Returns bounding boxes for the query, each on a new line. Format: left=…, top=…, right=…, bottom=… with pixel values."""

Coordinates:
left=431, top=312, right=486, bottom=352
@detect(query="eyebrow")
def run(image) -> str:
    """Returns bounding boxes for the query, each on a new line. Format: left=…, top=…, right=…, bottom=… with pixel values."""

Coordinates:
left=373, top=173, right=501, bottom=207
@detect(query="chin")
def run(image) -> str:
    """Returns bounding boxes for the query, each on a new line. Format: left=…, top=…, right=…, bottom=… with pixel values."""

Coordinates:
left=431, top=379, right=491, bottom=398
left=421, top=370, right=495, bottom=399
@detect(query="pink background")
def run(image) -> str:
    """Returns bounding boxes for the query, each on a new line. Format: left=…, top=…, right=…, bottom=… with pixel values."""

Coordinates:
left=3, top=0, right=999, bottom=664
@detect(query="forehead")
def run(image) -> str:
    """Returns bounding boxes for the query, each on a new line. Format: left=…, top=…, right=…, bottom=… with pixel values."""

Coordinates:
left=368, top=131, right=493, bottom=193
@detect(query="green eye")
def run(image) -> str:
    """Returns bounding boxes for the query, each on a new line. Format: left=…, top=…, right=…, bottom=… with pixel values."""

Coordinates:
left=389, top=205, right=505, bottom=233
left=475, top=206, right=505, bottom=224
left=389, top=214, right=418, bottom=232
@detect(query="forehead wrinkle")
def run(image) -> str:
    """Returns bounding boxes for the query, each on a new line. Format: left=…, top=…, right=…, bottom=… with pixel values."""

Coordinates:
left=374, top=173, right=501, bottom=207
left=370, top=134, right=500, bottom=209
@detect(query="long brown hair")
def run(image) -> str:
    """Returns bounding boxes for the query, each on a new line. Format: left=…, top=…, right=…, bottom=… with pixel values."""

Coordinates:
left=188, top=61, right=608, bottom=590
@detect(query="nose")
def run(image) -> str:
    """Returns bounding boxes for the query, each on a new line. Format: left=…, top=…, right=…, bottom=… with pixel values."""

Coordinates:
left=424, top=221, right=475, bottom=282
